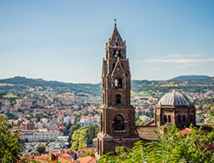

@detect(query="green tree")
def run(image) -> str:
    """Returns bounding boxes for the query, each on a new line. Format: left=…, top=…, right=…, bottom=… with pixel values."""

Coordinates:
left=24, top=138, right=28, bottom=143
left=37, top=144, right=46, bottom=154
left=88, top=125, right=95, bottom=144
left=98, top=125, right=214, bottom=163
left=70, top=125, right=98, bottom=151
left=45, top=141, right=50, bottom=147
left=0, top=115, right=23, bottom=163
left=68, top=123, right=80, bottom=147
left=80, top=151, right=95, bottom=158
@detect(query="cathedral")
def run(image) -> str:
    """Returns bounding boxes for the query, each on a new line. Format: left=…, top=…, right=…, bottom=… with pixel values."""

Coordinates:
left=96, top=22, right=196, bottom=159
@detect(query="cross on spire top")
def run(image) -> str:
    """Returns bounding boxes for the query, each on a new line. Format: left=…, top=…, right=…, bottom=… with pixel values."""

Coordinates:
left=114, top=18, right=117, bottom=26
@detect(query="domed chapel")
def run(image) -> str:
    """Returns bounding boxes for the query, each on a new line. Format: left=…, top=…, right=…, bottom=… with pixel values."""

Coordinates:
left=96, top=22, right=196, bottom=159
left=155, top=90, right=196, bottom=128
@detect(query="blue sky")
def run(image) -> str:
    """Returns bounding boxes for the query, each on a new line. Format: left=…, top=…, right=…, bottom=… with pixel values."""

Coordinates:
left=0, top=0, right=214, bottom=83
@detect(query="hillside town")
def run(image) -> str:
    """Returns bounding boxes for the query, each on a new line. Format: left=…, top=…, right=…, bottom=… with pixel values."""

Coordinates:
left=0, top=82, right=214, bottom=162
left=0, top=89, right=102, bottom=162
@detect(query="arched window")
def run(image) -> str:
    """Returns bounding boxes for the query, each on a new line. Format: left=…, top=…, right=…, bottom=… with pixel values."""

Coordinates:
left=114, top=114, right=124, bottom=130
left=116, top=42, right=119, bottom=46
left=182, top=116, right=186, bottom=123
left=115, top=79, right=118, bottom=88
left=118, top=50, right=121, bottom=58
left=164, top=115, right=167, bottom=123
left=168, top=115, right=171, bottom=123
left=118, top=79, right=122, bottom=88
left=116, top=94, right=121, bottom=104
left=178, top=116, right=181, bottom=123
left=113, top=50, right=117, bottom=58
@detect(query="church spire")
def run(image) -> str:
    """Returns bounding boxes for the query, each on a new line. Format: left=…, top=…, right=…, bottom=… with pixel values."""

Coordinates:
left=108, top=21, right=125, bottom=47
left=96, top=22, right=139, bottom=159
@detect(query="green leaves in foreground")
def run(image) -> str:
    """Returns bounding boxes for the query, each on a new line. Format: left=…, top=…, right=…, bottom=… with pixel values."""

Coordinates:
left=0, top=115, right=24, bottom=163
left=98, top=125, right=214, bottom=163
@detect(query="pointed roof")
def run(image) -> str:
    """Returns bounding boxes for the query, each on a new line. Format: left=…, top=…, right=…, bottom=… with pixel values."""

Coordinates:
left=109, top=23, right=125, bottom=47
left=112, top=59, right=126, bottom=77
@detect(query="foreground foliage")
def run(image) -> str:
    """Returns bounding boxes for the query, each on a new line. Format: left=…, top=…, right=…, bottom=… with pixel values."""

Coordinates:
left=98, top=125, right=214, bottom=163
left=0, top=115, right=23, bottom=163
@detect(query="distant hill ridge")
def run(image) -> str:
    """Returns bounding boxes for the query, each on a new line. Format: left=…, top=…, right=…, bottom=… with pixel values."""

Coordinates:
left=0, top=76, right=213, bottom=86
left=0, top=76, right=102, bottom=96
left=0, top=76, right=214, bottom=96
left=170, top=75, right=211, bottom=81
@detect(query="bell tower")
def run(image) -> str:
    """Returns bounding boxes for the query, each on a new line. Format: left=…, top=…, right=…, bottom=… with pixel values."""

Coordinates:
left=96, top=22, right=140, bottom=159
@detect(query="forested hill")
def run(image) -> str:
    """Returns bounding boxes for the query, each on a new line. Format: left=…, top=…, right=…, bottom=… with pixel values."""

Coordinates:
left=170, top=75, right=211, bottom=81
left=0, top=76, right=214, bottom=96
left=0, top=76, right=101, bottom=96
left=132, top=77, right=214, bottom=96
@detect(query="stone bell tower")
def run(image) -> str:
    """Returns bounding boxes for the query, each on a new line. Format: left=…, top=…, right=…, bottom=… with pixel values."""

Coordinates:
left=96, top=22, right=140, bottom=158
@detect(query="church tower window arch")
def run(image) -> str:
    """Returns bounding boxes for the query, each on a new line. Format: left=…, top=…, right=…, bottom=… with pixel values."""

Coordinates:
left=182, top=116, right=186, bottom=123
left=168, top=115, right=171, bottom=123
left=113, top=114, right=125, bottom=130
left=115, top=78, right=123, bottom=89
left=164, top=115, right=167, bottom=123
left=178, top=115, right=181, bottom=123
left=116, top=94, right=122, bottom=104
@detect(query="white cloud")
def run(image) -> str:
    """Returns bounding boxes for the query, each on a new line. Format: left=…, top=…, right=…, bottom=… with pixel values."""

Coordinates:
left=144, top=58, right=214, bottom=64
left=144, top=67, right=160, bottom=71
left=186, top=54, right=201, bottom=57
left=162, top=54, right=183, bottom=58
left=174, top=64, right=196, bottom=69
left=136, top=54, right=214, bottom=64
left=0, top=36, right=4, bottom=39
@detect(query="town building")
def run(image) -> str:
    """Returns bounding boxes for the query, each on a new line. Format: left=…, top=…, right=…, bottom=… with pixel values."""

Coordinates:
left=22, top=122, right=35, bottom=130
left=77, top=114, right=100, bottom=127
left=64, top=116, right=71, bottom=124
left=155, top=90, right=196, bottom=128
left=21, top=130, right=61, bottom=142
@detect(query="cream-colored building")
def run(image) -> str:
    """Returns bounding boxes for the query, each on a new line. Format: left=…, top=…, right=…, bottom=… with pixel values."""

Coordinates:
left=21, top=130, right=61, bottom=142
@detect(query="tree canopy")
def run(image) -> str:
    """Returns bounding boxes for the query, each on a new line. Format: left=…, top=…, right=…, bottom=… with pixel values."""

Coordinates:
left=71, top=125, right=99, bottom=151
left=0, top=115, right=23, bottom=163
left=37, top=144, right=46, bottom=154
left=98, top=125, right=214, bottom=163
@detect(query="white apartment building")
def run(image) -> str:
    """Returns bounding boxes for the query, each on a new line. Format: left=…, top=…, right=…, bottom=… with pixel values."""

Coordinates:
left=64, top=116, right=76, bottom=125
left=77, top=115, right=100, bottom=127
left=21, top=130, right=61, bottom=142
left=41, top=118, right=48, bottom=123
left=63, top=116, right=71, bottom=124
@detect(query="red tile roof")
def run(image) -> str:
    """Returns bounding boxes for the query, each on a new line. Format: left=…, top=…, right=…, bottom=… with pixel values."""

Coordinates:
left=77, top=156, right=96, bottom=163
left=179, top=128, right=192, bottom=136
